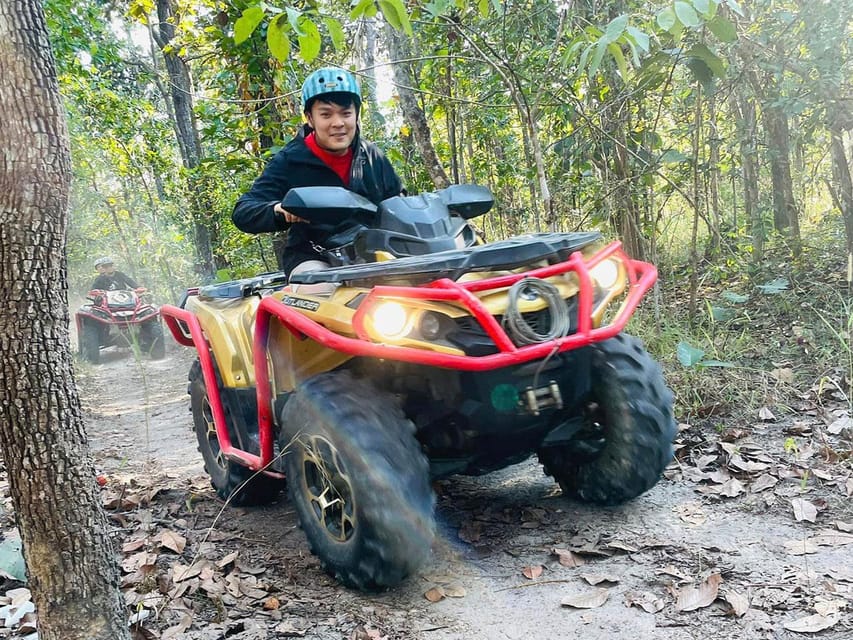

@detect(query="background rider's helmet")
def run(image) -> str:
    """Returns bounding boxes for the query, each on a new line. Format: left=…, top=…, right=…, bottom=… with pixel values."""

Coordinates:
left=94, top=256, right=113, bottom=268
left=301, top=67, right=361, bottom=113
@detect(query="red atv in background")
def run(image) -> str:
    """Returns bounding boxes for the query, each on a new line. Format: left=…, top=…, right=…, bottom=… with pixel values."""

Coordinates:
left=75, top=289, right=165, bottom=363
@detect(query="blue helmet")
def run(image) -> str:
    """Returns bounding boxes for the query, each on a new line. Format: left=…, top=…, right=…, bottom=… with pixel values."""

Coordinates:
left=301, top=67, right=361, bottom=112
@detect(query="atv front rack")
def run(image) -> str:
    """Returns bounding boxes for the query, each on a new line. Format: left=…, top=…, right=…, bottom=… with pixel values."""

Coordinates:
left=161, top=241, right=656, bottom=472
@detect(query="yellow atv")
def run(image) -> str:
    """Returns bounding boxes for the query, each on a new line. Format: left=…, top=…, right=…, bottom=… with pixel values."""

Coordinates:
left=161, top=185, right=676, bottom=590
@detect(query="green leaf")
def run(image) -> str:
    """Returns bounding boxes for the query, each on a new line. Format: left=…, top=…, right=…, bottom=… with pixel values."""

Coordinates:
left=324, top=17, right=346, bottom=51
left=698, top=359, right=736, bottom=368
left=0, top=536, right=26, bottom=582
left=721, top=290, right=749, bottom=303
left=350, top=0, right=376, bottom=20
left=656, top=6, right=677, bottom=31
left=478, top=0, right=489, bottom=17
left=601, top=14, right=628, bottom=45
left=674, top=1, right=701, bottom=27
left=588, top=39, right=608, bottom=76
left=608, top=42, right=629, bottom=81
left=687, top=43, right=726, bottom=77
left=685, top=57, right=714, bottom=85
left=297, top=16, right=321, bottom=63
left=267, top=16, right=291, bottom=62
left=233, top=6, right=264, bottom=45
left=756, top=277, right=789, bottom=294
left=378, top=0, right=413, bottom=36
left=692, top=0, right=711, bottom=17
left=626, top=26, right=650, bottom=53
left=725, top=0, right=745, bottom=17
left=286, top=7, right=304, bottom=35
left=660, top=149, right=689, bottom=164
left=710, top=306, right=735, bottom=321
left=677, top=341, right=705, bottom=367
left=707, top=15, right=738, bottom=42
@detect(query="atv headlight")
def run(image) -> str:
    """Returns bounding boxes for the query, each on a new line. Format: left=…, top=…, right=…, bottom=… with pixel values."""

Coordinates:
left=370, top=301, right=410, bottom=339
left=590, top=258, right=621, bottom=290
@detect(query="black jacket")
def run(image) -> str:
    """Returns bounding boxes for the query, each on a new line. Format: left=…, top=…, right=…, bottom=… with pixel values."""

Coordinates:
left=232, top=126, right=402, bottom=273
left=91, top=271, right=139, bottom=291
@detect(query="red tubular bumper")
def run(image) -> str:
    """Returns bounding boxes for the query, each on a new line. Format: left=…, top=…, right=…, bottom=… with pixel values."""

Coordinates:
left=162, top=241, right=657, bottom=470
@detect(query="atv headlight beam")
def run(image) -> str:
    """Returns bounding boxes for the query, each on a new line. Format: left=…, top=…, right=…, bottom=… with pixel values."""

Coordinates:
left=370, top=301, right=410, bottom=339
left=590, top=258, right=621, bottom=290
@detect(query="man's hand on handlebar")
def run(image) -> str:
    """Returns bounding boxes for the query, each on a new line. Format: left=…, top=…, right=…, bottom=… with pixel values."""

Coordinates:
left=274, top=203, right=307, bottom=224
left=134, top=286, right=148, bottom=295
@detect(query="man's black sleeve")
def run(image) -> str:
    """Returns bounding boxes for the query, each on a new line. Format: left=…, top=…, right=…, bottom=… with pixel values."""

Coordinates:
left=117, top=272, right=139, bottom=289
left=91, top=276, right=108, bottom=290
left=232, top=152, right=291, bottom=233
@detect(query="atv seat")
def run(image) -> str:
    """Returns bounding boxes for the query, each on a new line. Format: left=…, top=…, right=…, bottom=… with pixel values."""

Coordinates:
left=198, top=272, right=290, bottom=299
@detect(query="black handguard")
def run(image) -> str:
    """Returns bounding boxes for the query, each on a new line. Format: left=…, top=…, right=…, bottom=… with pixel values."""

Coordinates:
left=281, top=186, right=377, bottom=226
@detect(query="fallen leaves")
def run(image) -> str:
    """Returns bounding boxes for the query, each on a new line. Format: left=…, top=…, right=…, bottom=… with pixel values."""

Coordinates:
left=522, top=565, right=544, bottom=580
left=560, top=588, right=609, bottom=609
left=790, top=498, right=818, bottom=523
left=423, top=574, right=466, bottom=602
left=675, top=573, right=723, bottom=612
left=783, top=613, right=840, bottom=633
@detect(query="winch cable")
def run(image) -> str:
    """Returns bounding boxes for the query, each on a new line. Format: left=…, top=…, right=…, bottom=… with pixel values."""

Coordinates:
left=502, top=277, right=573, bottom=345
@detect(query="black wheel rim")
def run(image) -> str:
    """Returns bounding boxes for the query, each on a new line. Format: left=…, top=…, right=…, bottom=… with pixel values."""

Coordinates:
left=298, top=435, right=355, bottom=543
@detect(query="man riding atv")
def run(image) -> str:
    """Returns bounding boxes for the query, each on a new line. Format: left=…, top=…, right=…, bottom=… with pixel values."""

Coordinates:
left=91, top=256, right=146, bottom=294
left=232, top=66, right=402, bottom=293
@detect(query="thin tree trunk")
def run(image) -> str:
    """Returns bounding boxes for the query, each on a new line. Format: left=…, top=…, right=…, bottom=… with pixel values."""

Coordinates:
left=764, top=106, right=801, bottom=246
left=730, top=91, right=763, bottom=259
left=706, top=93, right=722, bottom=255
left=385, top=24, right=450, bottom=189
left=153, top=0, right=217, bottom=278
left=0, top=2, right=130, bottom=638
left=829, top=121, right=853, bottom=258
left=688, top=82, right=703, bottom=324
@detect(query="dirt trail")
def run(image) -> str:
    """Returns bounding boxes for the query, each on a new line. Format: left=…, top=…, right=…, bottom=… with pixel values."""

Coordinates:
left=77, top=341, right=853, bottom=640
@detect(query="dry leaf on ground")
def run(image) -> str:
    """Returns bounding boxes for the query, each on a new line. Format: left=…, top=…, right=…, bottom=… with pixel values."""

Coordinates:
left=522, top=565, right=544, bottom=580
left=791, top=498, right=818, bottom=523
left=625, top=591, right=665, bottom=613
left=158, top=530, right=187, bottom=554
left=580, top=572, right=619, bottom=586
left=424, top=587, right=445, bottom=603
left=783, top=613, right=839, bottom=633
left=561, top=588, right=609, bottom=609
left=723, top=589, right=750, bottom=617
left=443, top=583, right=466, bottom=598
left=551, top=548, right=585, bottom=567
left=783, top=539, right=819, bottom=555
left=675, top=573, right=722, bottom=612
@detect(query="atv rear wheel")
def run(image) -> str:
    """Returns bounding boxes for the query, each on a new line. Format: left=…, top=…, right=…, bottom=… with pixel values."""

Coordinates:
left=80, top=319, right=101, bottom=364
left=539, top=333, right=676, bottom=505
left=280, top=370, right=435, bottom=590
left=188, top=360, right=283, bottom=506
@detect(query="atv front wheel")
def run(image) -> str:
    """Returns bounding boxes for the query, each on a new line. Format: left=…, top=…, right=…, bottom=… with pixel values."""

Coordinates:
left=539, top=333, right=676, bottom=505
left=188, top=360, right=283, bottom=506
left=280, top=370, right=435, bottom=590
left=141, top=320, right=166, bottom=359
left=80, top=319, right=101, bottom=364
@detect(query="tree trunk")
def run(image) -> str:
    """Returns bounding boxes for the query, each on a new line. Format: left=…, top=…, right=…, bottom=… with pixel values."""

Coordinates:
left=730, top=91, right=763, bottom=259
left=0, top=2, right=131, bottom=639
left=385, top=24, right=450, bottom=189
left=762, top=105, right=802, bottom=257
left=706, top=92, right=722, bottom=256
left=153, top=0, right=217, bottom=278
left=828, top=121, right=853, bottom=258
